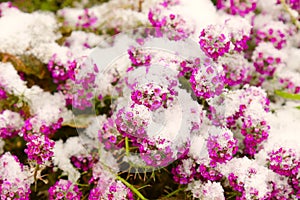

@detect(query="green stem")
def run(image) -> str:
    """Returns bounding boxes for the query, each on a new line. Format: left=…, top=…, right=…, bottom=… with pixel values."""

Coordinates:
left=116, top=175, right=148, bottom=200
left=34, top=164, right=39, bottom=192
left=165, top=187, right=184, bottom=198
left=280, top=0, right=300, bottom=29
left=125, top=137, right=130, bottom=156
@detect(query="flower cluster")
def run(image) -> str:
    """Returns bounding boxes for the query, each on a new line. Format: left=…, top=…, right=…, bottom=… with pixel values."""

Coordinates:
left=178, top=58, right=200, bottom=78
left=207, top=128, right=238, bottom=166
left=89, top=161, right=133, bottom=200
left=217, top=0, right=257, bottom=17
left=76, top=8, right=98, bottom=30
left=127, top=46, right=151, bottom=70
left=0, top=0, right=300, bottom=199
left=255, top=21, right=289, bottom=50
left=70, top=154, right=96, bottom=171
left=199, top=17, right=251, bottom=60
left=98, top=117, right=123, bottom=150
left=24, top=134, right=55, bottom=164
left=219, top=54, right=253, bottom=87
left=0, top=110, right=23, bottom=139
left=171, top=158, right=197, bottom=184
left=188, top=180, right=225, bottom=200
left=131, top=82, right=177, bottom=111
left=209, top=86, right=270, bottom=156
left=279, top=76, right=300, bottom=94
left=190, top=60, right=224, bottom=99
left=47, top=54, right=76, bottom=84
left=115, top=105, right=151, bottom=139
left=252, top=42, right=286, bottom=79
left=199, top=24, right=231, bottom=60
left=89, top=180, right=134, bottom=200
left=267, top=147, right=300, bottom=177
left=139, top=137, right=187, bottom=167
left=48, top=179, right=82, bottom=200
left=0, top=153, right=32, bottom=200
left=72, top=62, right=98, bottom=110
left=148, top=1, right=194, bottom=40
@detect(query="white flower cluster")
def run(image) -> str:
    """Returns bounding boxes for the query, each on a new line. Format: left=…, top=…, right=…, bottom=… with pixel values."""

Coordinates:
left=188, top=180, right=225, bottom=200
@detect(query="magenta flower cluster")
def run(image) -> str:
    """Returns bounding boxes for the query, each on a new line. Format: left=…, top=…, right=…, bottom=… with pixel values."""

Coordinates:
left=207, top=130, right=238, bottom=166
left=48, top=179, right=82, bottom=200
left=131, top=82, right=177, bottom=111
left=98, top=117, right=124, bottom=151
left=221, top=56, right=252, bottom=87
left=199, top=23, right=249, bottom=61
left=70, top=154, right=96, bottom=172
left=199, top=27, right=230, bottom=61
left=115, top=106, right=150, bottom=139
left=217, top=0, right=257, bottom=17
left=178, top=58, right=201, bottom=78
left=148, top=1, right=194, bottom=41
left=72, top=63, right=98, bottom=110
left=127, top=46, right=151, bottom=71
left=267, top=147, right=300, bottom=177
left=89, top=181, right=134, bottom=200
left=0, top=180, right=30, bottom=200
left=139, top=137, right=187, bottom=167
left=279, top=77, right=300, bottom=94
left=172, top=157, right=223, bottom=185
left=190, top=60, right=224, bottom=99
left=256, top=26, right=288, bottom=50
left=76, top=8, right=98, bottom=30
left=253, top=49, right=283, bottom=78
left=210, top=86, right=270, bottom=156
left=47, top=54, right=76, bottom=84
left=24, top=134, right=55, bottom=164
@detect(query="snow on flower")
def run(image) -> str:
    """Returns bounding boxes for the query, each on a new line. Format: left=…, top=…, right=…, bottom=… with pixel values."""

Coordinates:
left=0, top=0, right=299, bottom=199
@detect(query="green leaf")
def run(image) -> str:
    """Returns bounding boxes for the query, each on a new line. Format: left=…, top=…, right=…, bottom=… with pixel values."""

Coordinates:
left=274, top=90, right=300, bottom=100
left=296, top=106, right=300, bottom=110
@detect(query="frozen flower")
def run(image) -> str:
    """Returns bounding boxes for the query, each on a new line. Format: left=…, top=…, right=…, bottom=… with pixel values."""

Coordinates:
left=0, top=110, right=23, bottom=139
left=49, top=179, right=82, bottom=200
left=217, top=0, right=257, bottom=17
left=53, top=137, right=88, bottom=183
left=89, top=161, right=133, bottom=200
left=199, top=24, right=231, bottom=60
left=24, top=134, right=55, bottom=164
left=267, top=147, right=300, bottom=177
left=89, top=180, right=134, bottom=200
left=0, top=152, right=32, bottom=200
left=127, top=46, right=152, bottom=70
left=199, top=16, right=251, bottom=60
left=190, top=59, right=225, bottom=99
left=172, top=157, right=197, bottom=184
left=218, top=53, right=253, bottom=86
left=255, top=20, right=290, bottom=49
left=131, top=82, right=177, bottom=111
left=207, top=127, right=238, bottom=166
left=148, top=1, right=195, bottom=40
left=188, top=180, right=225, bottom=200
left=252, top=42, right=287, bottom=78
left=218, top=157, right=271, bottom=199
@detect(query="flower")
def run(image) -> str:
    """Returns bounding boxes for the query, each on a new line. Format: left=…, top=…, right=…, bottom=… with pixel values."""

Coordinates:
left=49, top=179, right=82, bottom=200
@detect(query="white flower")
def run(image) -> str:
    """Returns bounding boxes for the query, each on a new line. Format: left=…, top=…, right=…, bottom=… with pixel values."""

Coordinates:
left=52, top=138, right=86, bottom=183
left=0, top=110, right=24, bottom=130
left=0, top=8, right=59, bottom=63
left=0, top=152, right=33, bottom=186
left=0, top=62, right=27, bottom=95
left=188, top=180, right=225, bottom=200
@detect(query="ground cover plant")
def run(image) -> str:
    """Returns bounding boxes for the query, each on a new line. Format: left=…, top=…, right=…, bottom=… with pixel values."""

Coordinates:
left=0, top=0, right=300, bottom=199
